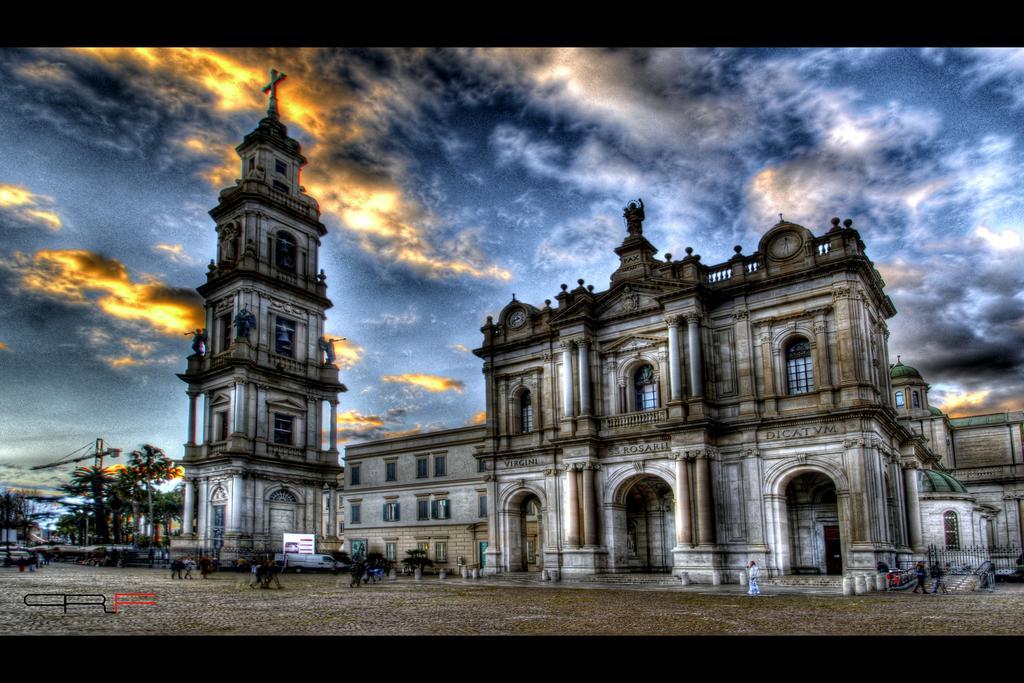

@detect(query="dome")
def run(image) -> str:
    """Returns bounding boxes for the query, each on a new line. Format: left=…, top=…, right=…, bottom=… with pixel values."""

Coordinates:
left=890, top=360, right=922, bottom=380
left=928, top=406, right=944, bottom=417
left=919, top=470, right=968, bottom=494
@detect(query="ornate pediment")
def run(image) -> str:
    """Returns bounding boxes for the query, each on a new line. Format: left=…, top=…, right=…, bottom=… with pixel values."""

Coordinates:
left=599, top=286, right=661, bottom=318
left=603, top=334, right=665, bottom=354
left=266, top=396, right=307, bottom=412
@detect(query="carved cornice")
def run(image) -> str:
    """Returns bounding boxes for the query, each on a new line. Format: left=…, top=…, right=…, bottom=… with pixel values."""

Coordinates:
left=683, top=312, right=701, bottom=324
left=732, top=308, right=749, bottom=321
left=843, top=438, right=865, bottom=449
left=664, top=315, right=682, bottom=327
left=742, top=448, right=760, bottom=459
left=832, top=284, right=851, bottom=302
left=1002, top=491, right=1024, bottom=501
left=813, top=321, right=827, bottom=334
left=543, top=468, right=559, bottom=477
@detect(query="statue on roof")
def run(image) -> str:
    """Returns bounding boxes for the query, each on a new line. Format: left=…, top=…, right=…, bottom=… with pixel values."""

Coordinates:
left=623, top=198, right=645, bottom=237
left=234, top=307, right=256, bottom=340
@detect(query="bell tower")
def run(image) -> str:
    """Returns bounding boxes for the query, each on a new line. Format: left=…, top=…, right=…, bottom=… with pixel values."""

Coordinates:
left=174, top=69, right=346, bottom=559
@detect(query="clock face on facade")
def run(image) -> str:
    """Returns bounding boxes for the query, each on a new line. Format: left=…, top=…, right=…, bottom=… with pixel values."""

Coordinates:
left=508, top=309, right=527, bottom=329
left=768, top=230, right=802, bottom=260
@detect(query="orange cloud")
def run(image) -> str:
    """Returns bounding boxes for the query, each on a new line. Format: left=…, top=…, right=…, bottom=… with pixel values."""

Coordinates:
left=382, top=425, right=423, bottom=439
left=939, top=390, right=992, bottom=417
left=381, top=374, right=465, bottom=393
left=0, top=183, right=62, bottom=231
left=449, top=343, right=473, bottom=354
left=72, top=48, right=511, bottom=282
left=467, top=411, right=486, bottom=425
left=153, top=243, right=192, bottom=264
left=0, top=342, right=8, bottom=352
left=12, top=249, right=204, bottom=335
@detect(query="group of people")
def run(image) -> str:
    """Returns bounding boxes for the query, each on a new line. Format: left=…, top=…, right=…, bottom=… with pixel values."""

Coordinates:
left=170, top=556, right=214, bottom=579
left=911, top=561, right=949, bottom=594
left=349, top=557, right=389, bottom=587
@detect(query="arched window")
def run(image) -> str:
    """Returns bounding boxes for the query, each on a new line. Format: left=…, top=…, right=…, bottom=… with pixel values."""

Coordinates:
left=912, top=391, right=920, bottom=408
left=269, top=489, right=299, bottom=503
left=275, top=231, right=296, bottom=272
left=785, top=338, right=814, bottom=395
left=634, top=365, right=659, bottom=411
left=895, top=391, right=905, bottom=407
left=519, top=390, right=534, bottom=433
left=943, top=510, right=960, bottom=550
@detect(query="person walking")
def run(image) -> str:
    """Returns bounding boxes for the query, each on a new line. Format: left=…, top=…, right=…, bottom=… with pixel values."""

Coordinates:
left=747, top=560, right=761, bottom=596
left=199, top=556, right=213, bottom=579
left=264, top=560, right=282, bottom=589
left=931, top=563, right=949, bottom=594
left=912, top=561, right=928, bottom=594
left=250, top=561, right=261, bottom=588
left=170, top=558, right=181, bottom=579
left=184, top=557, right=194, bottom=579
left=350, top=559, right=364, bottom=588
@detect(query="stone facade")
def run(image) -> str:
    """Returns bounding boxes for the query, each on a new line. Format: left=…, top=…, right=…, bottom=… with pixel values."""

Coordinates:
left=173, top=87, right=345, bottom=559
left=345, top=208, right=1020, bottom=586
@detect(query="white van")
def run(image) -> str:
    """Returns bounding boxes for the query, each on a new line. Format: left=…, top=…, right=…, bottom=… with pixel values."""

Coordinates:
left=274, top=553, right=341, bottom=573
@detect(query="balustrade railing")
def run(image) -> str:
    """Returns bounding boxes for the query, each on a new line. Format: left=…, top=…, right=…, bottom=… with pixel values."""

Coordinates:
left=954, top=464, right=1024, bottom=482
left=603, top=409, right=668, bottom=429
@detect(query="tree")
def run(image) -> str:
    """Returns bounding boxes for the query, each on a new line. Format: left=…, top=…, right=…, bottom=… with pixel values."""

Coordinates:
left=64, top=466, right=113, bottom=544
left=128, top=445, right=177, bottom=540
left=402, top=548, right=433, bottom=574
left=0, top=489, right=27, bottom=565
left=151, top=485, right=183, bottom=545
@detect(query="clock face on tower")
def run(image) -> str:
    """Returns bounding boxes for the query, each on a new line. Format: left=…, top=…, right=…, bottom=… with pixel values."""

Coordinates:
left=768, top=230, right=802, bottom=260
left=508, top=309, right=527, bottom=329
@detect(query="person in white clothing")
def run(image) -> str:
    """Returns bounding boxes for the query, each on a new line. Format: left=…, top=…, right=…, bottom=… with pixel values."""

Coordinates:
left=747, top=560, right=761, bottom=596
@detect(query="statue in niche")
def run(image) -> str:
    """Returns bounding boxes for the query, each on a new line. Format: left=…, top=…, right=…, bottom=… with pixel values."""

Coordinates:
left=627, top=520, right=638, bottom=557
left=234, top=307, right=256, bottom=339
left=186, top=328, right=207, bottom=356
left=623, top=198, right=645, bottom=237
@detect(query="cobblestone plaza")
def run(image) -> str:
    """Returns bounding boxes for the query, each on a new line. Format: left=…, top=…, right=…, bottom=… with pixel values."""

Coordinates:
left=2, top=565, right=1022, bottom=636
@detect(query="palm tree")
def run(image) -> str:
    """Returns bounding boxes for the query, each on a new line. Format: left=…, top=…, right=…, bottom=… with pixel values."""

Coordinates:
left=107, top=470, right=139, bottom=545
left=151, top=486, right=183, bottom=545
left=128, top=445, right=176, bottom=540
left=65, top=466, right=113, bottom=544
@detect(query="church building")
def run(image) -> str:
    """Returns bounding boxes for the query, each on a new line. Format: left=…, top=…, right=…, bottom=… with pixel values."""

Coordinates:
left=344, top=201, right=1024, bottom=586
left=173, top=72, right=345, bottom=559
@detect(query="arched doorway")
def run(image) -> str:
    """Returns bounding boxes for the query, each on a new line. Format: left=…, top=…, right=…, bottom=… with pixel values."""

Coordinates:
left=785, top=472, right=842, bottom=575
left=504, top=490, right=544, bottom=572
left=622, top=476, right=676, bottom=573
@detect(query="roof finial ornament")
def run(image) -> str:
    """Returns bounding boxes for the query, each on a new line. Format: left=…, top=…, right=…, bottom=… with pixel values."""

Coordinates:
left=623, top=198, right=645, bottom=237
left=512, top=293, right=517, bottom=301
left=262, top=68, right=287, bottom=119
left=779, top=213, right=784, bottom=224
left=897, top=354, right=901, bottom=364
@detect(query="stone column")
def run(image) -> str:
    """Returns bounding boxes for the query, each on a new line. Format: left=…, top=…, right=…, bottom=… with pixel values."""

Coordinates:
left=903, top=465, right=923, bottom=552
left=255, top=385, right=267, bottom=441
left=759, top=330, right=776, bottom=396
left=564, top=464, right=580, bottom=547
left=328, top=486, right=338, bottom=537
left=233, top=381, right=246, bottom=434
left=813, top=318, right=832, bottom=393
left=561, top=342, right=575, bottom=418
left=686, top=314, right=703, bottom=397
left=578, top=340, right=591, bottom=415
left=183, top=479, right=195, bottom=536
left=581, top=463, right=598, bottom=547
left=1017, top=497, right=1024, bottom=549
left=695, top=450, right=715, bottom=545
left=672, top=452, right=692, bottom=547
left=667, top=316, right=683, bottom=401
left=186, top=391, right=198, bottom=445
left=203, top=392, right=212, bottom=444
left=306, top=396, right=317, bottom=449
left=230, top=473, right=242, bottom=532
left=329, top=401, right=338, bottom=451
left=197, top=478, right=209, bottom=545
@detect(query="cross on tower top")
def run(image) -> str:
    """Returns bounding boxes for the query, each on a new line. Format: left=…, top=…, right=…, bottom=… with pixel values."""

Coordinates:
left=262, top=69, right=287, bottom=119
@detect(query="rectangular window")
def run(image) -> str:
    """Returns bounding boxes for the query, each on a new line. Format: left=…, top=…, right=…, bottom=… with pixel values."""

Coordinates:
left=385, top=461, right=397, bottom=482
left=220, top=314, right=232, bottom=351
left=435, top=542, right=447, bottom=563
left=218, top=411, right=229, bottom=441
left=431, top=499, right=450, bottom=520
left=434, top=455, right=446, bottom=477
left=385, top=542, right=397, bottom=562
left=349, top=464, right=360, bottom=486
left=417, top=457, right=428, bottom=478
left=895, top=391, right=905, bottom=407
left=417, top=499, right=429, bottom=520
left=273, top=414, right=293, bottom=445
left=350, top=504, right=361, bottom=525
left=248, top=157, right=256, bottom=173
left=275, top=159, right=287, bottom=175
left=478, top=459, right=487, bottom=472
left=479, top=494, right=487, bottom=518
left=417, top=541, right=429, bottom=554
left=383, top=502, right=400, bottom=522
left=786, top=356, right=814, bottom=395
left=275, top=317, right=296, bottom=356
left=272, top=179, right=290, bottom=194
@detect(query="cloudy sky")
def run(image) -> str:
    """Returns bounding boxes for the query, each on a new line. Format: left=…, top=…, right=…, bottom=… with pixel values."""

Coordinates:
left=1, top=47, right=1022, bottom=491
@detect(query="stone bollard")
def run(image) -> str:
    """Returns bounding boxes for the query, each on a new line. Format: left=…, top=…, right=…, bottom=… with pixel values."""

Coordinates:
left=875, top=573, right=886, bottom=592
left=738, top=571, right=748, bottom=587
left=414, top=567, right=423, bottom=581
left=541, top=569, right=549, bottom=581
left=711, top=570, right=722, bottom=586
left=460, top=566, right=468, bottom=579
left=439, top=569, right=446, bottom=580
left=389, top=568, right=397, bottom=580
left=854, top=574, right=868, bottom=595
left=678, top=572, right=690, bottom=586
left=842, top=576, right=855, bottom=596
